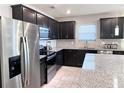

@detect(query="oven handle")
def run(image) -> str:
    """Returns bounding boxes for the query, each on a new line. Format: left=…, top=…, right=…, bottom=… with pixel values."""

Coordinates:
left=47, top=53, right=56, bottom=61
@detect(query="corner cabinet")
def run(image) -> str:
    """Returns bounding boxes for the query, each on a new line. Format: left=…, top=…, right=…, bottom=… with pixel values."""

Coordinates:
left=63, top=49, right=97, bottom=67
left=59, top=21, right=75, bottom=39
left=56, top=50, right=63, bottom=65
left=100, top=17, right=124, bottom=39
left=11, top=5, right=37, bottom=24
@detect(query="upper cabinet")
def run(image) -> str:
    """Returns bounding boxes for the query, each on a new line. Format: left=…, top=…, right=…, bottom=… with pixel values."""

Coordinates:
left=12, top=5, right=37, bottom=24
left=59, top=21, right=75, bottom=39
left=100, top=17, right=124, bottom=39
left=48, top=18, right=56, bottom=39
left=11, top=5, right=75, bottom=40
left=37, top=13, right=49, bottom=28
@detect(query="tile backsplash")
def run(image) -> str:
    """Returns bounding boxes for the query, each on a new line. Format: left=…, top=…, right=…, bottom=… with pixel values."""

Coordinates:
left=56, top=39, right=124, bottom=50
left=56, top=39, right=98, bottom=49
left=39, top=39, right=124, bottom=50
left=39, top=39, right=56, bottom=50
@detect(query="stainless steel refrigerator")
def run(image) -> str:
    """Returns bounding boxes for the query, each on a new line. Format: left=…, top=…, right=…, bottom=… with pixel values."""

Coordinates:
left=0, top=17, right=40, bottom=88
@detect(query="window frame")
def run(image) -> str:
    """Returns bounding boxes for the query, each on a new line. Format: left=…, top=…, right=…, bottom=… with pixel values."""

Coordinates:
left=77, top=24, right=97, bottom=41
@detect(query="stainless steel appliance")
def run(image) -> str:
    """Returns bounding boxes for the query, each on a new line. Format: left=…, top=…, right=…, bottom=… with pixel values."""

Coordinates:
left=39, top=27, right=49, bottom=39
left=0, top=17, right=40, bottom=88
left=39, top=45, right=56, bottom=83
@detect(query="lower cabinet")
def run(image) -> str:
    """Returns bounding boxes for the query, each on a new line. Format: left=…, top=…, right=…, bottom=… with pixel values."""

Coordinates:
left=56, top=50, right=64, bottom=70
left=56, top=50, right=63, bottom=65
left=113, top=51, right=124, bottom=55
left=63, top=49, right=97, bottom=67
left=40, top=57, right=47, bottom=86
left=63, top=49, right=85, bottom=67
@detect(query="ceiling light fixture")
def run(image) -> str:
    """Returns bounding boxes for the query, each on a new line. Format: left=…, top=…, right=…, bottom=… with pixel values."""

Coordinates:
left=66, top=9, right=71, bottom=14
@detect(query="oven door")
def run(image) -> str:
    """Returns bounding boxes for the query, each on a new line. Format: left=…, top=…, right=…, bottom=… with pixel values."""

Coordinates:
left=47, top=53, right=56, bottom=62
left=46, top=52, right=57, bottom=82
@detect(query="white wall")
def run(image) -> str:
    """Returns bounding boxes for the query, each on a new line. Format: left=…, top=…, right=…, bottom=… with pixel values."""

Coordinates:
left=0, top=4, right=12, bottom=18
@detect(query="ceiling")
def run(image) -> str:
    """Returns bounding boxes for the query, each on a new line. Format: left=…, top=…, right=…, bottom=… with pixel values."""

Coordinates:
left=30, top=4, right=124, bottom=18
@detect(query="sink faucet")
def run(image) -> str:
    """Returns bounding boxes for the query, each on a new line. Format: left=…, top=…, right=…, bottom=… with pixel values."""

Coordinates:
left=84, top=40, right=88, bottom=49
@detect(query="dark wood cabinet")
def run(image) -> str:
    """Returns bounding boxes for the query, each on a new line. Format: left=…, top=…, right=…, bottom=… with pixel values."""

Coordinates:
left=48, top=18, right=56, bottom=39
left=63, top=49, right=97, bottom=67
left=84, top=50, right=97, bottom=54
left=117, top=17, right=124, bottom=38
left=113, top=51, right=124, bottom=55
left=23, top=7, right=37, bottom=24
left=40, top=57, right=47, bottom=86
left=100, top=17, right=124, bottom=39
left=100, top=18, right=112, bottom=39
left=63, top=49, right=85, bottom=67
left=59, top=21, right=75, bottom=39
left=59, top=22, right=67, bottom=39
left=37, top=13, right=49, bottom=28
left=56, top=50, right=63, bottom=65
left=48, top=18, right=59, bottom=39
left=11, top=5, right=23, bottom=21
left=12, top=5, right=75, bottom=40
left=55, top=21, right=60, bottom=39
left=12, top=5, right=37, bottom=24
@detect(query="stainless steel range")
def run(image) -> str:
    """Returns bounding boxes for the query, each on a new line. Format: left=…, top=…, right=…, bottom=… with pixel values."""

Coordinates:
left=39, top=45, right=57, bottom=82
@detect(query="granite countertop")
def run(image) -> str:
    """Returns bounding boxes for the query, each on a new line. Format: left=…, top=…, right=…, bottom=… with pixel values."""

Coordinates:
left=80, top=53, right=124, bottom=88
left=53, top=47, right=124, bottom=52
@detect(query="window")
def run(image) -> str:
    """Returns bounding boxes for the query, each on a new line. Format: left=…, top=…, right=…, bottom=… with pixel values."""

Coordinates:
left=78, top=24, right=96, bottom=41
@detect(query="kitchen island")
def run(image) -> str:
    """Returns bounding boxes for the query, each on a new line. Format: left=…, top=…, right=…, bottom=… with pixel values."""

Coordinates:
left=80, top=53, right=124, bottom=88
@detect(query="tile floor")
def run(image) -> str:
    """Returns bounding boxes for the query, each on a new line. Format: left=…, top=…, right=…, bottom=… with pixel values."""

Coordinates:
left=42, top=66, right=82, bottom=88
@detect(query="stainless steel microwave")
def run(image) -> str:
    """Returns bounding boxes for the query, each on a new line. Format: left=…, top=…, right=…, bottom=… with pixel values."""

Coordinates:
left=39, top=27, right=49, bottom=39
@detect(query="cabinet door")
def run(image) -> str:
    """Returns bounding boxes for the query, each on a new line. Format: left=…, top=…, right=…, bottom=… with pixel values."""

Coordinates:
left=59, top=21, right=75, bottom=39
left=12, top=5, right=23, bottom=21
left=49, top=18, right=56, bottom=39
left=63, top=50, right=73, bottom=66
left=63, top=49, right=85, bottom=67
left=73, top=50, right=85, bottom=67
left=66, top=21, right=75, bottom=39
left=100, top=18, right=112, bottom=39
left=109, top=18, right=123, bottom=39
left=117, top=17, right=124, bottom=38
left=59, top=22, right=68, bottom=39
left=55, top=21, right=60, bottom=39
left=23, top=7, right=37, bottom=24
left=37, top=13, right=48, bottom=28
left=100, top=17, right=124, bottom=39
left=111, top=18, right=117, bottom=38
left=56, top=50, right=63, bottom=65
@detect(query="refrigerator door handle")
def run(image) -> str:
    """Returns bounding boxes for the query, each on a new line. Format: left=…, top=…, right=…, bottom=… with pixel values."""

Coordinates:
left=21, top=37, right=28, bottom=87
left=25, top=37, right=30, bottom=86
